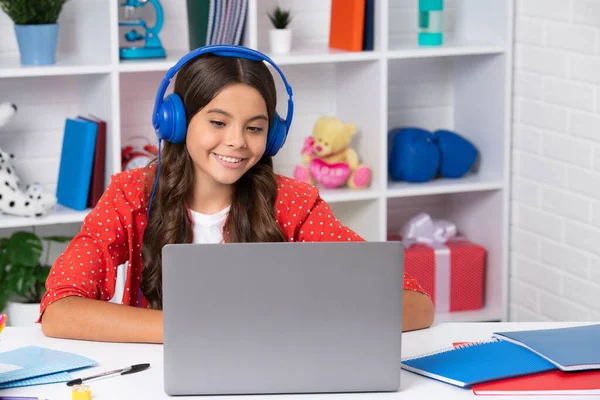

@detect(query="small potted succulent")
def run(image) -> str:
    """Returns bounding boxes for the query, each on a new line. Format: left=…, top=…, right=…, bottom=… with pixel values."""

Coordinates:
left=267, top=6, right=293, bottom=54
left=0, top=231, right=72, bottom=326
left=0, top=0, right=70, bottom=65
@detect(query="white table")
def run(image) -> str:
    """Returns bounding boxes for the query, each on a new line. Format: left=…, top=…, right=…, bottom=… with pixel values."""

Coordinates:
left=0, top=321, right=596, bottom=400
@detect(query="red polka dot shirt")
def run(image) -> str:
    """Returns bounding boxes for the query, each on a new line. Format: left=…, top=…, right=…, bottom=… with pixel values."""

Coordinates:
left=39, top=168, right=428, bottom=320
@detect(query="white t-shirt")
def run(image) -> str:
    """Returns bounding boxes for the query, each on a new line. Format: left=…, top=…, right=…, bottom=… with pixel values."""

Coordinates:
left=190, top=206, right=230, bottom=244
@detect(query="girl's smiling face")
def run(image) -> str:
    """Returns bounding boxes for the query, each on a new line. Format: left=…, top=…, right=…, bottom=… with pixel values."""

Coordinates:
left=185, top=82, right=270, bottom=188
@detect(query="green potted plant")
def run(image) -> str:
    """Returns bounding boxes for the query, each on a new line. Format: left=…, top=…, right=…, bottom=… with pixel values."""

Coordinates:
left=0, top=0, right=70, bottom=65
left=267, top=6, right=293, bottom=54
left=0, top=231, right=72, bottom=326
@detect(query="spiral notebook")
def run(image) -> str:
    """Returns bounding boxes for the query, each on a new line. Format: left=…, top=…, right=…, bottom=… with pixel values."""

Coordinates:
left=400, top=339, right=557, bottom=388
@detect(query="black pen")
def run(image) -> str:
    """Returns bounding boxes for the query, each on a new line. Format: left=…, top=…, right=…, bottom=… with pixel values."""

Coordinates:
left=66, top=363, right=150, bottom=386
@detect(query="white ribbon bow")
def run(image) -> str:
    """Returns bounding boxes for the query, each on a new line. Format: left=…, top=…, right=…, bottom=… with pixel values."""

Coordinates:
left=402, top=212, right=457, bottom=248
left=401, top=213, right=457, bottom=313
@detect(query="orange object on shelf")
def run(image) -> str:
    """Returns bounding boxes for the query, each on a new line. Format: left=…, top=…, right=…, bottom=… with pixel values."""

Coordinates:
left=329, top=0, right=366, bottom=52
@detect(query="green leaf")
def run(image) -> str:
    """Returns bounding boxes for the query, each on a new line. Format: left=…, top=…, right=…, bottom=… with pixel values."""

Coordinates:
left=0, top=0, right=70, bottom=25
left=6, top=232, right=43, bottom=267
left=0, top=250, right=8, bottom=275
left=0, top=290, right=11, bottom=314
left=34, top=266, right=51, bottom=282
left=5, top=266, right=36, bottom=297
left=267, top=6, right=292, bottom=29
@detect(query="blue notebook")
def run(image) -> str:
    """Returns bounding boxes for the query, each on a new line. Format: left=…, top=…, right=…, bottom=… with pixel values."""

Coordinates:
left=400, top=339, right=556, bottom=388
left=56, top=117, right=98, bottom=211
left=493, top=324, right=600, bottom=372
left=0, top=371, right=72, bottom=389
left=0, top=346, right=97, bottom=385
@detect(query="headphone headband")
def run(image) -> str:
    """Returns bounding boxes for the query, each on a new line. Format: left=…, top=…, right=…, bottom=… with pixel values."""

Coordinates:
left=152, top=44, right=294, bottom=131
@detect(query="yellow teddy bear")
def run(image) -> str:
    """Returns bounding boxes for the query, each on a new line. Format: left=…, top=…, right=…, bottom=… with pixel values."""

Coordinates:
left=294, top=116, right=371, bottom=189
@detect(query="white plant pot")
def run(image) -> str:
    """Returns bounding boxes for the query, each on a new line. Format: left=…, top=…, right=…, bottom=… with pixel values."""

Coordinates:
left=269, top=28, right=292, bottom=54
left=3, top=301, right=40, bottom=327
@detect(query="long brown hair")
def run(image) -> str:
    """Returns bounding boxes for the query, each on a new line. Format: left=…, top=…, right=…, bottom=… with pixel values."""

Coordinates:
left=141, top=54, right=287, bottom=309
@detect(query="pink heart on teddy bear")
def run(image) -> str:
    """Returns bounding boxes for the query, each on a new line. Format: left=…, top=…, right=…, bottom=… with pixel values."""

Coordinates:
left=309, top=158, right=351, bottom=188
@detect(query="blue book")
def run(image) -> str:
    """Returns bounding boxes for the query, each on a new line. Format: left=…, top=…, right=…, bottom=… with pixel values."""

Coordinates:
left=56, top=117, right=98, bottom=211
left=0, top=346, right=97, bottom=385
left=400, top=339, right=556, bottom=388
left=493, top=324, right=600, bottom=372
left=362, top=0, right=374, bottom=51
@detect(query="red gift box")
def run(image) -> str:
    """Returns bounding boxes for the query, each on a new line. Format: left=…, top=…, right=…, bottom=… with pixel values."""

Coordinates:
left=388, top=234, right=486, bottom=312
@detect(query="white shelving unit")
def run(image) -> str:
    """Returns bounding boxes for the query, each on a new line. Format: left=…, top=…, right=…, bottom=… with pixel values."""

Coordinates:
left=0, top=0, right=513, bottom=323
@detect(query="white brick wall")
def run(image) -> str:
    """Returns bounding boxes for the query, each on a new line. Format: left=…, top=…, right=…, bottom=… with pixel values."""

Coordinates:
left=511, top=0, right=600, bottom=321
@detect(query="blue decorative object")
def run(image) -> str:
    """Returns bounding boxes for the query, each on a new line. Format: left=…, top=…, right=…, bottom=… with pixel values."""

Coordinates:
left=119, top=0, right=166, bottom=59
left=388, top=127, right=440, bottom=183
left=418, top=0, right=444, bottom=46
left=433, top=129, right=478, bottom=178
left=14, top=24, right=59, bottom=65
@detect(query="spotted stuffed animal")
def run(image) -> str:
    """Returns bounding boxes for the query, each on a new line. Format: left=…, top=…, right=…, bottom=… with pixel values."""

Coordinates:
left=0, top=148, right=56, bottom=218
left=0, top=102, right=56, bottom=218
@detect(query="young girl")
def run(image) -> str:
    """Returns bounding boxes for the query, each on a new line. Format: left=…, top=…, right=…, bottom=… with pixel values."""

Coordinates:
left=39, top=47, right=434, bottom=343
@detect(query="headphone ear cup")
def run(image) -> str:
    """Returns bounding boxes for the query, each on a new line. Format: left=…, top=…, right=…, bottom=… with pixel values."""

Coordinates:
left=265, top=112, right=288, bottom=157
left=156, top=94, right=187, bottom=143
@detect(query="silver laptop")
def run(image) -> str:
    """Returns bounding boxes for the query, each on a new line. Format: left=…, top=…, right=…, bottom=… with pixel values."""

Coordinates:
left=162, top=241, right=404, bottom=396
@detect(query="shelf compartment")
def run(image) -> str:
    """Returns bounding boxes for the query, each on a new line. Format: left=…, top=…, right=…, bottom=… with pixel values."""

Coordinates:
left=387, top=190, right=508, bottom=323
left=388, top=0, right=508, bottom=53
left=251, top=0, right=383, bottom=64
left=272, top=60, right=383, bottom=193
left=0, top=73, right=115, bottom=229
left=0, top=0, right=111, bottom=78
left=388, top=53, right=509, bottom=188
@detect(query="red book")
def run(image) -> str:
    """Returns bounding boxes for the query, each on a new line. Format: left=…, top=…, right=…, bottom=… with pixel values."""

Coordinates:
left=78, top=115, right=106, bottom=209
left=472, top=370, right=600, bottom=396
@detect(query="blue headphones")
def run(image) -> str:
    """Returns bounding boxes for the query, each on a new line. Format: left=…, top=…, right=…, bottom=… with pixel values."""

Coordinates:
left=151, top=44, right=294, bottom=157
